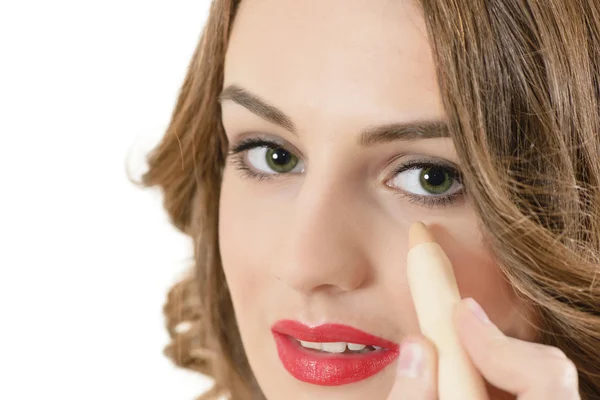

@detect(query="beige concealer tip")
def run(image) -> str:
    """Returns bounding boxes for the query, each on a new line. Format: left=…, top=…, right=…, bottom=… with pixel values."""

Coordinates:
left=408, top=221, right=436, bottom=249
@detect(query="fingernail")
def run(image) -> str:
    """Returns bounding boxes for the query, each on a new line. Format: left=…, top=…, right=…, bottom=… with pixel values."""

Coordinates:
left=397, top=340, right=424, bottom=378
left=466, top=297, right=491, bottom=324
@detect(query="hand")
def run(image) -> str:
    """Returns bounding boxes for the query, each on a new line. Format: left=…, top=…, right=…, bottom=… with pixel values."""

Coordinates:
left=386, top=334, right=439, bottom=400
left=454, top=297, right=580, bottom=400
left=386, top=298, right=581, bottom=399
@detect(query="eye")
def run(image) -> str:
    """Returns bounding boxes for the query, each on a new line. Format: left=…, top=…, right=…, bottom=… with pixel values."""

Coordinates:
left=227, top=137, right=305, bottom=178
left=387, top=162, right=463, bottom=197
left=246, top=146, right=304, bottom=174
left=228, top=138, right=464, bottom=207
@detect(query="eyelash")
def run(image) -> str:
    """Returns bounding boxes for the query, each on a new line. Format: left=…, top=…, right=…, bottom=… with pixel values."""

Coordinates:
left=227, top=137, right=465, bottom=209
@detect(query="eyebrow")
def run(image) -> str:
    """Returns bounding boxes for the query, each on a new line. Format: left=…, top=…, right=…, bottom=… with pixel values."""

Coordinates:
left=219, top=84, right=450, bottom=147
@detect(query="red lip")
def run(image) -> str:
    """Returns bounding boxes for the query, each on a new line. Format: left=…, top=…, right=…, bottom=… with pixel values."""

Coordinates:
left=271, top=320, right=400, bottom=386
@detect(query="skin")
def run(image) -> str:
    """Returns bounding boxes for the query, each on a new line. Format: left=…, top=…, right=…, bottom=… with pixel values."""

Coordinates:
left=218, top=0, right=580, bottom=398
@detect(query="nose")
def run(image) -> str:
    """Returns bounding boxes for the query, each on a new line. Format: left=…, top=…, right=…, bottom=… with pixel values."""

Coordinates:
left=272, top=177, right=371, bottom=295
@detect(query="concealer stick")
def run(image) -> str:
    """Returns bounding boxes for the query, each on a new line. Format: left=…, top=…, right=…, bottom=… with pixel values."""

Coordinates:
left=406, top=221, right=487, bottom=400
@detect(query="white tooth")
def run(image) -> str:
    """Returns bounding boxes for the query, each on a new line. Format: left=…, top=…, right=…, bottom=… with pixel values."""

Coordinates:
left=321, top=342, right=347, bottom=353
left=373, top=346, right=382, bottom=351
left=299, top=340, right=322, bottom=350
left=347, top=343, right=367, bottom=351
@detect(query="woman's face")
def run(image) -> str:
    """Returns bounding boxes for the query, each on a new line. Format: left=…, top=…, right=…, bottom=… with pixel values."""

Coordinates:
left=219, top=0, right=533, bottom=398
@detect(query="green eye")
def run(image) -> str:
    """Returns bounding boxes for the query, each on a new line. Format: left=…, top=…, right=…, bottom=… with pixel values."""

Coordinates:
left=265, top=147, right=299, bottom=173
left=387, top=161, right=463, bottom=204
left=419, top=166, right=454, bottom=194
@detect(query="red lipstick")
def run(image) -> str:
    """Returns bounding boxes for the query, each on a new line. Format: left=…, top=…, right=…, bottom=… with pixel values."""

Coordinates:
left=271, top=320, right=399, bottom=386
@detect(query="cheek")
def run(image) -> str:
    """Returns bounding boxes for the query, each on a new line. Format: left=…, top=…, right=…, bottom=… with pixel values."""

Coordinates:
left=451, top=248, right=511, bottom=318
left=218, top=170, right=275, bottom=315
left=441, top=232, right=529, bottom=337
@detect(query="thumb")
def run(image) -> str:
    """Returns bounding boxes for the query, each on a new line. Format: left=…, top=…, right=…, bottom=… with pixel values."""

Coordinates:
left=387, top=336, right=438, bottom=400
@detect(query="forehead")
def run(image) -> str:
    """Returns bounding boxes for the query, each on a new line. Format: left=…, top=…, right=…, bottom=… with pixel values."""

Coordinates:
left=223, top=0, right=444, bottom=129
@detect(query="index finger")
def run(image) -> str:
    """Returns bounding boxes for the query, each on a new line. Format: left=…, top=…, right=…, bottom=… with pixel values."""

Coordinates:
left=406, top=221, right=488, bottom=400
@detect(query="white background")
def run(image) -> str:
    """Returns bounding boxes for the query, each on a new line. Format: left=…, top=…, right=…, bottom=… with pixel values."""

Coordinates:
left=0, top=1, right=216, bottom=398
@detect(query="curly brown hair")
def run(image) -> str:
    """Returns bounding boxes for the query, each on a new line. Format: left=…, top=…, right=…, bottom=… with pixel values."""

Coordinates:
left=137, top=0, right=600, bottom=398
